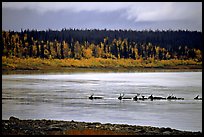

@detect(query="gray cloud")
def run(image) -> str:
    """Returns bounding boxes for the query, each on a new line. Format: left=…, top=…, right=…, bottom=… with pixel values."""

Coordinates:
left=2, top=2, right=202, bottom=31
left=2, top=8, right=135, bottom=31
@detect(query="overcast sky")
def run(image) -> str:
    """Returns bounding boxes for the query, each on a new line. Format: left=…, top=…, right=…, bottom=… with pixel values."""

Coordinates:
left=2, top=2, right=202, bottom=32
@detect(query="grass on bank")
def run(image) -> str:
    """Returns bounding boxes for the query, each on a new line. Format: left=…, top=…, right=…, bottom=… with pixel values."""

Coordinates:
left=2, top=56, right=202, bottom=70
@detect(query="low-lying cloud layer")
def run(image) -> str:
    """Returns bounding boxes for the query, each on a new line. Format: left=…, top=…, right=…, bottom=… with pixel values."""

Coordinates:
left=2, top=2, right=202, bottom=31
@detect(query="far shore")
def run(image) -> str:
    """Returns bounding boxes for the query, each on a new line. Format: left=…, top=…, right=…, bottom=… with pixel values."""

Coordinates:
left=2, top=57, right=202, bottom=74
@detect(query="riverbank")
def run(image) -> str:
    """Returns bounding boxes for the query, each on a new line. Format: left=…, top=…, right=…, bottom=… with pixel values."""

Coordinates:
left=2, top=56, right=202, bottom=73
left=2, top=116, right=202, bottom=135
left=2, top=67, right=202, bottom=75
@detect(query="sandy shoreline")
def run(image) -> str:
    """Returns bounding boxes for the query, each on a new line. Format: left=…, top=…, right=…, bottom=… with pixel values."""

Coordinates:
left=2, top=116, right=202, bottom=135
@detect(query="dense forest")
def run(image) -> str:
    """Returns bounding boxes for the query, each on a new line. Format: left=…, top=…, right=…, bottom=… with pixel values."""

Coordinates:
left=2, top=29, right=202, bottom=62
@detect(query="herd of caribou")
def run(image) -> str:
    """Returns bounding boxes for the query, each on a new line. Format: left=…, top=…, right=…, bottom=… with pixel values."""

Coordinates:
left=89, top=94, right=202, bottom=101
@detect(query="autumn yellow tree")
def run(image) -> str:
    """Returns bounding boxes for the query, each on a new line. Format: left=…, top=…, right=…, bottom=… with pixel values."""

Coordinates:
left=63, top=41, right=70, bottom=58
left=74, top=41, right=82, bottom=59
left=194, top=49, right=202, bottom=61
left=83, top=48, right=93, bottom=59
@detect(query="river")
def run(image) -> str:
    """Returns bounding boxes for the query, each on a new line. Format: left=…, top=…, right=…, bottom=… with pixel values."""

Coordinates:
left=2, top=71, right=202, bottom=132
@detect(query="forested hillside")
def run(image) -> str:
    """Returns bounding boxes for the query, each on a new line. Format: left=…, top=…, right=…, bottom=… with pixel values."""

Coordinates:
left=2, top=29, right=202, bottom=62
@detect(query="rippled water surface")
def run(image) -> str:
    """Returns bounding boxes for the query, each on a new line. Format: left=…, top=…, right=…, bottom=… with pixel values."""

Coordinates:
left=2, top=72, right=202, bottom=132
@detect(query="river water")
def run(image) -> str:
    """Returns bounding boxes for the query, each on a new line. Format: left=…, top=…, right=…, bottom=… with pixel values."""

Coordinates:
left=2, top=71, right=202, bottom=132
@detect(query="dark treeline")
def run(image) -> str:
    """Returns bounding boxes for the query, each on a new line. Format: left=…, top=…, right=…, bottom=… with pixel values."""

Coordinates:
left=2, top=29, right=202, bottom=61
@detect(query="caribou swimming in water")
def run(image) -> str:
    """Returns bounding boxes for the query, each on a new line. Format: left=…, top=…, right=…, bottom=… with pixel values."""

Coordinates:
left=88, top=93, right=186, bottom=101
left=133, top=95, right=148, bottom=101
left=118, top=93, right=132, bottom=100
left=166, top=94, right=184, bottom=100
left=133, top=95, right=138, bottom=101
left=194, top=95, right=202, bottom=100
left=88, top=94, right=103, bottom=100
left=148, top=94, right=166, bottom=101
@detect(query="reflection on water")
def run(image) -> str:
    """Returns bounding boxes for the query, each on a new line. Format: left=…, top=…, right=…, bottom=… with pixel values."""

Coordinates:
left=2, top=72, right=202, bottom=132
